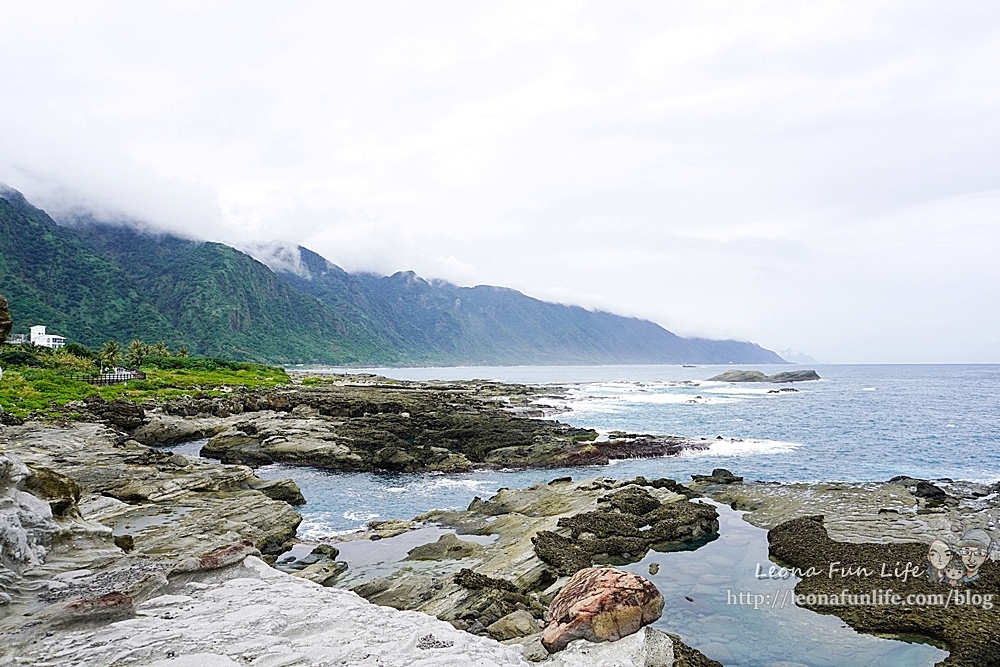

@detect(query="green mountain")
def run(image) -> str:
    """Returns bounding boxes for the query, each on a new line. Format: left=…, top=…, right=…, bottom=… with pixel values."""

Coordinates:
left=0, top=187, right=181, bottom=347
left=65, top=222, right=396, bottom=365
left=284, top=248, right=784, bottom=365
left=0, top=186, right=785, bottom=365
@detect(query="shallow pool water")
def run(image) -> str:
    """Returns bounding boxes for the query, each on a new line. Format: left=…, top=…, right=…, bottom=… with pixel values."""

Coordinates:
left=624, top=501, right=947, bottom=666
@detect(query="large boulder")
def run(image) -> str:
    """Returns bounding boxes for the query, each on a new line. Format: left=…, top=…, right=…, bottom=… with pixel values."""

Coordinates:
left=541, top=567, right=664, bottom=653
left=0, top=294, right=11, bottom=344
left=83, top=396, right=145, bottom=430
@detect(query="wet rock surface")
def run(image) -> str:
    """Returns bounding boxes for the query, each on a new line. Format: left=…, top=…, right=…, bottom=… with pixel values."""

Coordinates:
left=534, top=486, right=719, bottom=575
left=690, top=468, right=743, bottom=485
left=707, top=478, right=1000, bottom=667
left=345, top=475, right=717, bottom=651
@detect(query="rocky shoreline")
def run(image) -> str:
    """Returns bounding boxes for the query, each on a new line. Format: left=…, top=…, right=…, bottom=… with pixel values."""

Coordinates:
left=2, top=373, right=998, bottom=665
left=124, top=375, right=713, bottom=472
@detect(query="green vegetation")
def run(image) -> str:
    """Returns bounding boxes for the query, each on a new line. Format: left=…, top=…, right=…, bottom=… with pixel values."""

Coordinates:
left=0, top=342, right=288, bottom=419
left=0, top=186, right=785, bottom=366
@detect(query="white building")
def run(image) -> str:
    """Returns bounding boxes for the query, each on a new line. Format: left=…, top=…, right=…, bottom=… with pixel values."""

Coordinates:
left=30, top=325, right=66, bottom=349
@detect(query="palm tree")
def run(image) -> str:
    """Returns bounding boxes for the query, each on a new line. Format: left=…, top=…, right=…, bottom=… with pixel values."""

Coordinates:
left=125, top=340, right=150, bottom=368
left=99, top=341, right=122, bottom=372
left=151, top=341, right=170, bottom=357
left=176, top=346, right=189, bottom=358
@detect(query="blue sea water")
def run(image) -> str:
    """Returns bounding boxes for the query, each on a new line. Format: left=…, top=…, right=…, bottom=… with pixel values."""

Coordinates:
left=260, top=364, right=1000, bottom=536
left=231, top=364, right=999, bottom=666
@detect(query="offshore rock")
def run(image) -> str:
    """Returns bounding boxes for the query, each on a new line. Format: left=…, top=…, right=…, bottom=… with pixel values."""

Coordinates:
left=541, top=567, right=664, bottom=653
left=708, top=369, right=820, bottom=383
left=690, top=468, right=743, bottom=485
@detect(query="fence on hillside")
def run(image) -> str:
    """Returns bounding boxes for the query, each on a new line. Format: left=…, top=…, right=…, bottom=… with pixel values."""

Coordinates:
left=68, top=369, right=146, bottom=386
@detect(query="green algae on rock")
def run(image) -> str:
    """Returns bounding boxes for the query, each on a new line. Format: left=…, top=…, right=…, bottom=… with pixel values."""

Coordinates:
left=768, top=514, right=999, bottom=667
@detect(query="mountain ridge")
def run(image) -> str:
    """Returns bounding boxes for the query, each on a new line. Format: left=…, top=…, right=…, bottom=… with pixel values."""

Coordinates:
left=0, top=186, right=785, bottom=366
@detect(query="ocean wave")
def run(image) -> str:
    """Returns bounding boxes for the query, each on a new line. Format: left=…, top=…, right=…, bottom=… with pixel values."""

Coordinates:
left=701, top=385, right=794, bottom=396
left=622, top=393, right=740, bottom=405
left=679, top=437, right=802, bottom=457
left=343, top=510, right=380, bottom=521
left=416, top=478, right=488, bottom=491
left=296, top=514, right=366, bottom=540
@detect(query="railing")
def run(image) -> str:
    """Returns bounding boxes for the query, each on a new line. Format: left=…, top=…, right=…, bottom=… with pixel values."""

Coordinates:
left=68, top=369, right=147, bottom=386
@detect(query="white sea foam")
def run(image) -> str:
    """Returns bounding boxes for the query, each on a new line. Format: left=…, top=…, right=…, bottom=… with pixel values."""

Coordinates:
left=296, top=515, right=366, bottom=540
left=622, top=393, right=740, bottom=405
left=862, top=387, right=877, bottom=391
left=679, top=438, right=802, bottom=457
left=422, top=478, right=487, bottom=491
left=702, top=385, right=791, bottom=396
left=384, top=486, right=408, bottom=493
left=343, top=511, right=380, bottom=522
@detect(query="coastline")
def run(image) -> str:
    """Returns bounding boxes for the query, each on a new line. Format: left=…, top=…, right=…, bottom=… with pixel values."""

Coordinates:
left=2, top=372, right=998, bottom=665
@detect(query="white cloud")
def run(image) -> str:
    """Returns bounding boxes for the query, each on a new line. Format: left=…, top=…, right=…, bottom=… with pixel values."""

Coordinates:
left=1, top=0, right=999, bottom=362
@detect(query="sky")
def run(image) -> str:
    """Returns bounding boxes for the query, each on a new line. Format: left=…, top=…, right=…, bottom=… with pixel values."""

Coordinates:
left=1, top=1, right=998, bottom=363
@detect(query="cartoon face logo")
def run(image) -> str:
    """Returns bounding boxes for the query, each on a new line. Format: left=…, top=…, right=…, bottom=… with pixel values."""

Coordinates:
left=927, top=539, right=952, bottom=571
left=957, top=529, right=994, bottom=581
left=943, top=558, right=966, bottom=585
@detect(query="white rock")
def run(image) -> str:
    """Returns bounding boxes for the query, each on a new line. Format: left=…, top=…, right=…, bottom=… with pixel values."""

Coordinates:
left=1, top=454, right=58, bottom=574
left=548, top=627, right=676, bottom=667
left=21, top=556, right=533, bottom=666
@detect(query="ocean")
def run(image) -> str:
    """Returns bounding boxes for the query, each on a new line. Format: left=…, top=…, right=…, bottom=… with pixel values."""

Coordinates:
left=253, top=363, right=1000, bottom=536
left=174, top=363, right=999, bottom=666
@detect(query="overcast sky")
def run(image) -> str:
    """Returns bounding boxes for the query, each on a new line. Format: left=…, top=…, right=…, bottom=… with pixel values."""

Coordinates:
left=2, top=1, right=998, bottom=363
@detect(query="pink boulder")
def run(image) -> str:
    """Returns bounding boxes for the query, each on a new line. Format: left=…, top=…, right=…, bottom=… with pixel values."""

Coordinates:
left=541, top=567, right=664, bottom=653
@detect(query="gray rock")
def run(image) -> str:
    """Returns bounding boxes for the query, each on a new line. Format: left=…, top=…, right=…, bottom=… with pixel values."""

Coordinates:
left=406, top=533, right=482, bottom=561
left=708, top=369, right=819, bottom=383
left=488, top=609, right=539, bottom=641
left=0, top=294, right=11, bottom=344
left=691, top=468, right=743, bottom=485
left=247, top=478, right=306, bottom=506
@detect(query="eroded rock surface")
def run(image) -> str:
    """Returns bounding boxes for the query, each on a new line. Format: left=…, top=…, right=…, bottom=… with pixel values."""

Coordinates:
left=0, top=421, right=302, bottom=640
left=348, top=476, right=715, bottom=646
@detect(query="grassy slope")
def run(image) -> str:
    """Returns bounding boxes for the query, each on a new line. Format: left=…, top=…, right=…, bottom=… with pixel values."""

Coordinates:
left=0, top=350, right=289, bottom=418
